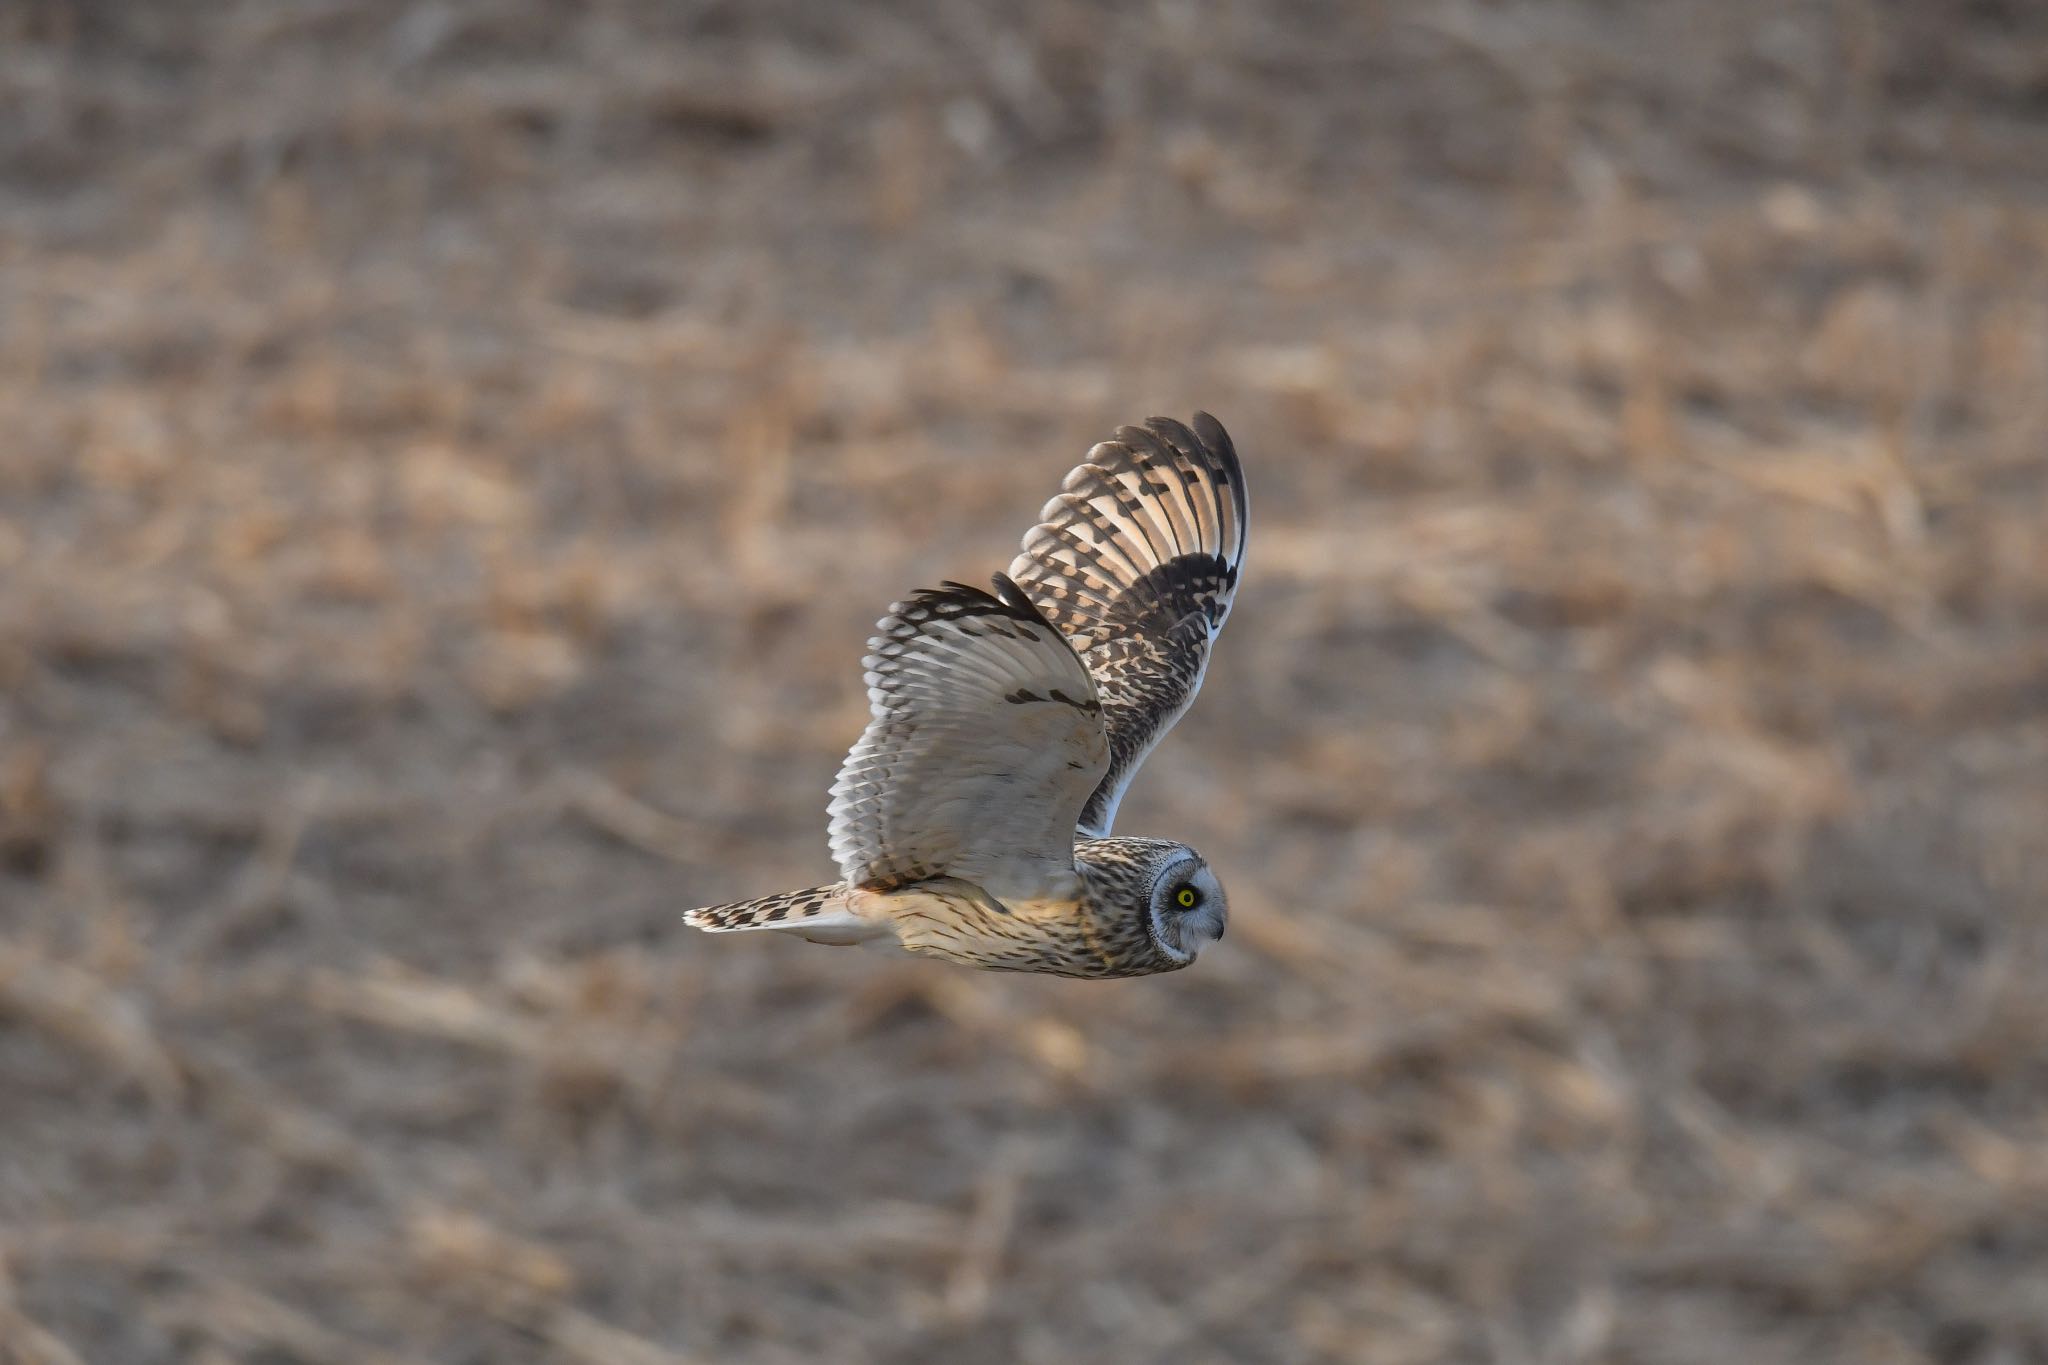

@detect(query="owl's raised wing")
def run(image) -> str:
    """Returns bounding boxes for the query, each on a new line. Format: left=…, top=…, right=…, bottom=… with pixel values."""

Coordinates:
left=1006, top=413, right=1247, bottom=836
left=827, top=574, right=1109, bottom=902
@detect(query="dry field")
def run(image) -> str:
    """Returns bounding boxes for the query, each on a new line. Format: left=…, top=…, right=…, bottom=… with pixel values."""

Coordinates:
left=3, top=2, right=2048, bottom=1362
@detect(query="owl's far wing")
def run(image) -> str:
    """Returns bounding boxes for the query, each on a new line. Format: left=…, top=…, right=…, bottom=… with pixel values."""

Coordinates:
left=827, top=574, right=1110, bottom=902
left=1006, top=413, right=1247, bottom=836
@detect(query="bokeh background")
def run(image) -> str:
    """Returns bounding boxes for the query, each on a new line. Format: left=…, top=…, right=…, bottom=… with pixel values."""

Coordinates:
left=4, top=2, right=2048, bottom=1362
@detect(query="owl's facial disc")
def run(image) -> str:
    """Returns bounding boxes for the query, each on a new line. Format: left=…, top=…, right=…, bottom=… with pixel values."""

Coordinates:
left=1148, top=856, right=1228, bottom=963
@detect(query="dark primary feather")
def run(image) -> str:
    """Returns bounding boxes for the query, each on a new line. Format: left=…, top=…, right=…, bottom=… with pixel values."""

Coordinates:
left=1007, top=413, right=1248, bottom=834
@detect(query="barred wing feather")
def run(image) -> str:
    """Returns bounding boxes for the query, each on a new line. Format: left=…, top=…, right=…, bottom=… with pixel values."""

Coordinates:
left=1006, top=413, right=1247, bottom=835
left=826, top=575, right=1109, bottom=902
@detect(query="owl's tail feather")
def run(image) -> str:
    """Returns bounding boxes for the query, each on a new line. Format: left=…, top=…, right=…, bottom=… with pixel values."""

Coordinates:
left=683, top=884, right=884, bottom=946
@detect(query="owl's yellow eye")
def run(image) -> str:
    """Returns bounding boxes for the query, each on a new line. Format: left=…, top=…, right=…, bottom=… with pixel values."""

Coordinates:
left=1175, top=887, right=1198, bottom=908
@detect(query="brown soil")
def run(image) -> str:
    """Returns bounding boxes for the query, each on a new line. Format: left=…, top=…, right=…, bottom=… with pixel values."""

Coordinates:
left=3, top=2, right=2047, bottom=1362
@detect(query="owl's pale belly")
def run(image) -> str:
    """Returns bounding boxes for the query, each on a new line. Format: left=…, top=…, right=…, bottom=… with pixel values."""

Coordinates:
left=858, top=880, right=1138, bottom=978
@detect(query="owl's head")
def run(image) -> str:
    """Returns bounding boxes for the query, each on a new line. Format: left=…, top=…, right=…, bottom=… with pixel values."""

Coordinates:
left=1146, top=850, right=1228, bottom=965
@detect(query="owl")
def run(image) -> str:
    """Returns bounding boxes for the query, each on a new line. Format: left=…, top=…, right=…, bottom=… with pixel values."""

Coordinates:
left=684, top=414, right=1247, bottom=978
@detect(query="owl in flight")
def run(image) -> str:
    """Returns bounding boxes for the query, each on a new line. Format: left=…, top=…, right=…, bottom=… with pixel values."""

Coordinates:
left=685, top=414, right=1247, bottom=978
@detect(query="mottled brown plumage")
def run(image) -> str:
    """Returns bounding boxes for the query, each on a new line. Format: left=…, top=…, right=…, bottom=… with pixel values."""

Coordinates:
left=1008, top=414, right=1247, bottom=834
left=684, top=414, right=1246, bottom=978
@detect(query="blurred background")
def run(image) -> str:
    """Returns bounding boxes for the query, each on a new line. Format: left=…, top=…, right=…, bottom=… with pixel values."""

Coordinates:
left=3, top=2, right=2047, bottom=1362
